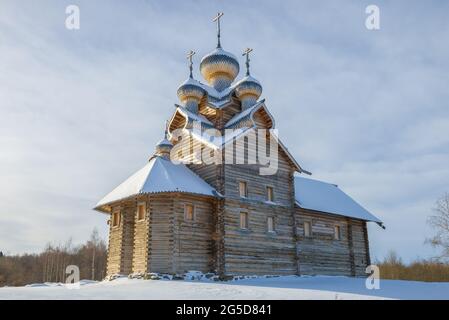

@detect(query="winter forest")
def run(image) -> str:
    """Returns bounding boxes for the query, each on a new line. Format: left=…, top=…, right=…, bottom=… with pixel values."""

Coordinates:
left=0, top=229, right=107, bottom=286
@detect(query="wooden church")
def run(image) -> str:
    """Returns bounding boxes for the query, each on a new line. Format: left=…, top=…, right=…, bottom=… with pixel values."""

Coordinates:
left=94, top=14, right=382, bottom=278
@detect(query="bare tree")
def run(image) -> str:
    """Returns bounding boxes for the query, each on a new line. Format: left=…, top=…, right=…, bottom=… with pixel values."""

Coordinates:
left=427, top=193, right=449, bottom=261
left=0, top=229, right=107, bottom=287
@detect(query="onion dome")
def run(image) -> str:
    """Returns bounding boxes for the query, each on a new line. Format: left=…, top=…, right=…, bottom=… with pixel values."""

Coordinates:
left=200, top=48, right=240, bottom=92
left=154, top=125, right=173, bottom=159
left=235, top=48, right=262, bottom=109
left=177, top=77, right=205, bottom=113
left=235, top=75, right=263, bottom=109
left=154, top=137, right=173, bottom=159
left=177, top=50, right=205, bottom=113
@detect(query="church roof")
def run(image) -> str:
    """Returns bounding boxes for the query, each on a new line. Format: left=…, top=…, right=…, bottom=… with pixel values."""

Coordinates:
left=185, top=117, right=309, bottom=175
left=294, top=176, right=382, bottom=224
left=224, top=99, right=269, bottom=128
left=95, top=156, right=218, bottom=212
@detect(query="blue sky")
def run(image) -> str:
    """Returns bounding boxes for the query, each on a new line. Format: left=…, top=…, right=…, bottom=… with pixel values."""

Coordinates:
left=1, top=0, right=448, bottom=262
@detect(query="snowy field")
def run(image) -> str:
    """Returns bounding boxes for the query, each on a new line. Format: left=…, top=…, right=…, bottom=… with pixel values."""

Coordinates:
left=1, top=276, right=449, bottom=300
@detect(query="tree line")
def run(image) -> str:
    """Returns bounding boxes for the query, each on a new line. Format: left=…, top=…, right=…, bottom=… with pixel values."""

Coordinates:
left=0, top=228, right=107, bottom=287
left=376, top=193, right=449, bottom=282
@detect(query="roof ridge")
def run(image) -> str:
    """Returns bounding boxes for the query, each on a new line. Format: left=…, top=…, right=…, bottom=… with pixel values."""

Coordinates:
left=295, top=176, right=338, bottom=187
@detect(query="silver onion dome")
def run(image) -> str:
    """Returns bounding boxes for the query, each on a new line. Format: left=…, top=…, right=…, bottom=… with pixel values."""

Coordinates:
left=235, top=75, right=262, bottom=109
left=177, top=77, right=205, bottom=113
left=200, top=48, right=240, bottom=92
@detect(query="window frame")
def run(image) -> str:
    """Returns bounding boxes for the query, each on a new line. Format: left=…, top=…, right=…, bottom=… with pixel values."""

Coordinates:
left=112, top=210, right=121, bottom=228
left=184, top=203, right=195, bottom=222
left=303, top=220, right=312, bottom=238
left=239, top=211, right=249, bottom=230
left=136, top=202, right=146, bottom=221
left=238, top=181, right=248, bottom=198
left=266, top=185, right=274, bottom=202
left=334, top=225, right=341, bottom=240
left=267, top=216, right=275, bottom=233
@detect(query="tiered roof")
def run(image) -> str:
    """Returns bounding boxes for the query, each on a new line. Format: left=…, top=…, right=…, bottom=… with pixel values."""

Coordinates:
left=94, top=13, right=382, bottom=226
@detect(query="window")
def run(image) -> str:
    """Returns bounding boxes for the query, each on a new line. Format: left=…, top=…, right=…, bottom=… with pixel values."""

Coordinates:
left=267, top=217, right=275, bottom=233
left=304, top=221, right=311, bottom=237
left=239, top=181, right=248, bottom=198
left=266, top=186, right=274, bottom=202
left=112, top=211, right=120, bottom=227
left=334, top=225, right=341, bottom=240
left=240, top=212, right=248, bottom=229
left=184, top=204, right=194, bottom=221
left=137, top=203, right=146, bottom=221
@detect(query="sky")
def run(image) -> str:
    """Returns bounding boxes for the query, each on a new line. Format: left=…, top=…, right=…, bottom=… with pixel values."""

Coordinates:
left=1, top=0, right=448, bottom=262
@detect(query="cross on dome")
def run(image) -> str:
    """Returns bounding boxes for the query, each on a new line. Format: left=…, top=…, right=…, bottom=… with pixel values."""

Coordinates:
left=212, top=12, right=224, bottom=48
left=164, top=120, right=169, bottom=139
left=187, top=50, right=195, bottom=78
left=242, top=48, right=253, bottom=76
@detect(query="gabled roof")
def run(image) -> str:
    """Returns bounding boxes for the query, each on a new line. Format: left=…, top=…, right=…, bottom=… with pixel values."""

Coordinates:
left=186, top=125, right=309, bottom=174
left=168, top=105, right=214, bottom=133
left=294, top=176, right=382, bottom=224
left=94, top=156, right=217, bottom=212
left=175, top=105, right=213, bottom=126
left=224, top=99, right=272, bottom=129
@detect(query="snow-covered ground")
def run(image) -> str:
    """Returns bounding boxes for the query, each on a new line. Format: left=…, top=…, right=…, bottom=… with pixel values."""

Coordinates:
left=0, top=276, right=448, bottom=300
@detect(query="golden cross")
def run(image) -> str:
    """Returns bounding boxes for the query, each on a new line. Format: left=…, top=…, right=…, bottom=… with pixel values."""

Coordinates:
left=212, top=12, right=224, bottom=48
left=242, top=48, right=253, bottom=76
left=187, top=50, right=195, bottom=78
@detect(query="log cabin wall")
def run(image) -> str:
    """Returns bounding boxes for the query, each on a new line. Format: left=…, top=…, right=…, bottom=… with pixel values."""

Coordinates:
left=132, top=194, right=216, bottom=275
left=171, top=194, right=215, bottom=274
left=106, top=202, right=136, bottom=275
left=132, top=196, right=150, bottom=274
left=221, top=144, right=298, bottom=275
left=147, top=195, right=174, bottom=274
left=352, top=220, right=370, bottom=276
left=106, top=206, right=123, bottom=275
left=295, top=208, right=370, bottom=277
left=172, top=131, right=219, bottom=190
left=121, top=204, right=135, bottom=274
left=223, top=200, right=297, bottom=275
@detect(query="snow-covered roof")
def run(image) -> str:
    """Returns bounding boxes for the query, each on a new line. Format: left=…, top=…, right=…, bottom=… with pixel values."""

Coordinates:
left=176, top=74, right=262, bottom=109
left=225, top=99, right=267, bottom=128
left=200, top=47, right=239, bottom=63
left=295, top=177, right=382, bottom=223
left=95, top=156, right=217, bottom=211
left=177, top=77, right=204, bottom=91
left=234, top=75, right=262, bottom=87
left=156, top=138, right=172, bottom=147
left=186, top=126, right=307, bottom=174
left=175, top=105, right=214, bottom=126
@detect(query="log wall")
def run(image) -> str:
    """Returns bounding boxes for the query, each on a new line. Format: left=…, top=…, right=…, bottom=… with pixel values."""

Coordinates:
left=220, top=143, right=298, bottom=275
left=106, top=206, right=123, bottom=275
left=295, top=208, right=370, bottom=277
left=132, top=199, right=150, bottom=273
left=172, top=194, right=215, bottom=273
